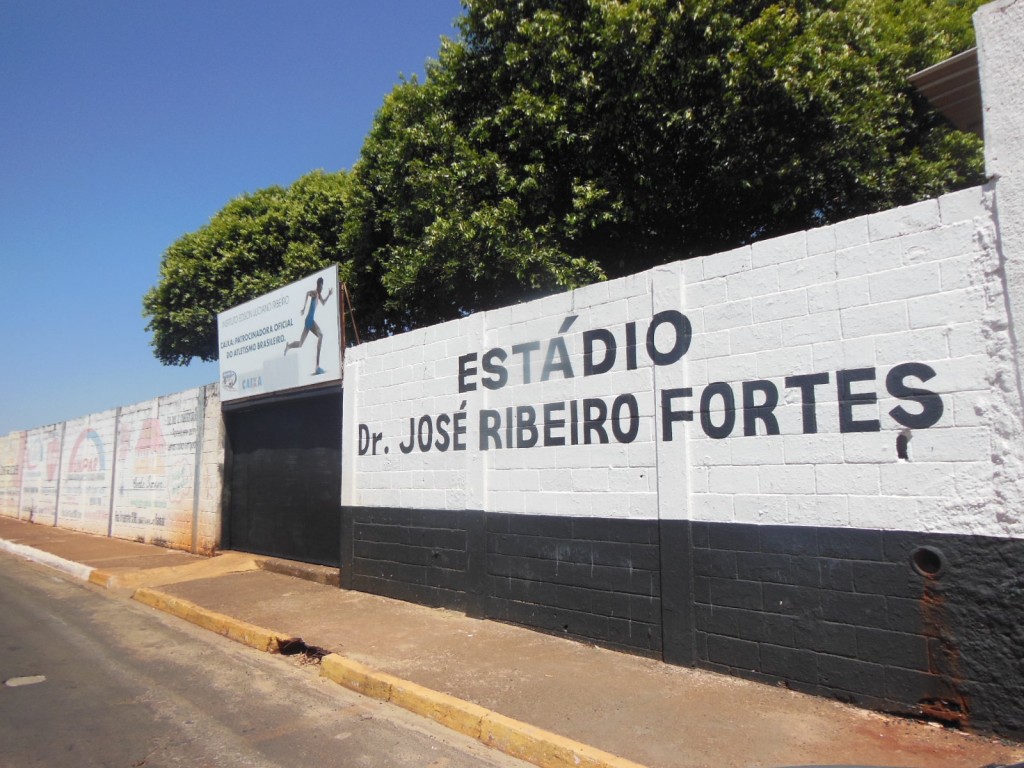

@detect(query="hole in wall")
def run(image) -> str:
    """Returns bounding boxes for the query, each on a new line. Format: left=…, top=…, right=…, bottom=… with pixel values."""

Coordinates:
left=897, top=430, right=911, bottom=461
left=911, top=546, right=944, bottom=578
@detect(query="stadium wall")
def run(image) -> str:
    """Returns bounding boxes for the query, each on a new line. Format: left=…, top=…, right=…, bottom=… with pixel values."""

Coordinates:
left=340, top=0, right=1024, bottom=734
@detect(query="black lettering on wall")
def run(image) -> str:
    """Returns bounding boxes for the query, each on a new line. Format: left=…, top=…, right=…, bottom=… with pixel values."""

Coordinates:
left=584, top=329, right=616, bottom=376
left=837, top=368, right=881, bottom=433
left=700, top=382, right=736, bottom=439
left=785, top=372, right=830, bottom=434
left=886, top=362, right=944, bottom=429
left=742, top=380, right=780, bottom=436
left=661, top=388, right=693, bottom=441
left=481, top=348, right=508, bottom=390
left=646, top=310, right=692, bottom=366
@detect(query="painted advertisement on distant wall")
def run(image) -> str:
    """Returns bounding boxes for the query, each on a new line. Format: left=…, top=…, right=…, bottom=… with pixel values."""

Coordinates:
left=111, top=390, right=200, bottom=547
left=216, top=265, right=341, bottom=403
left=57, top=411, right=116, bottom=535
left=19, top=424, right=63, bottom=524
left=0, top=431, right=25, bottom=518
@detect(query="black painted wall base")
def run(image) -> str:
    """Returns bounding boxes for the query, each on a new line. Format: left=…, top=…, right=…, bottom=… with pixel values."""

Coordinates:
left=340, top=506, right=1024, bottom=738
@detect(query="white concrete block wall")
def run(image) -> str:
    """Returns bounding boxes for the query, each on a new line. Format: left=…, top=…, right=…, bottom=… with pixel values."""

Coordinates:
left=195, top=383, right=224, bottom=555
left=57, top=409, right=118, bottom=536
left=19, top=423, right=63, bottom=524
left=0, top=431, right=24, bottom=518
left=682, top=185, right=1020, bottom=538
left=344, top=184, right=1024, bottom=540
left=1, top=383, right=224, bottom=553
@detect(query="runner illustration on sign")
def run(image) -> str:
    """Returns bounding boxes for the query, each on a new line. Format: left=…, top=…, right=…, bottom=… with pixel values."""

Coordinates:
left=284, top=277, right=333, bottom=375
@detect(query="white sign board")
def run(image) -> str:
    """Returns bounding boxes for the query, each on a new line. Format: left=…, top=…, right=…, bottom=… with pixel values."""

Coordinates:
left=217, top=266, right=341, bottom=402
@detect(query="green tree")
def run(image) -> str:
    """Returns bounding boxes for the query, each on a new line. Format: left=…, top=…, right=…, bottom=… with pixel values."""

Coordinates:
left=147, top=0, right=985, bottom=363
left=143, top=170, right=350, bottom=365
left=349, top=0, right=985, bottom=313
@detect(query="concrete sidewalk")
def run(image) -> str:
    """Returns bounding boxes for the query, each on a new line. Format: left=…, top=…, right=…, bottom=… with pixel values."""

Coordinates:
left=1, top=516, right=1021, bottom=768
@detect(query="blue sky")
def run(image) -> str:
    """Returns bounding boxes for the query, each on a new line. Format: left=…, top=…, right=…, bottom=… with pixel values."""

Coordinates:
left=0, top=0, right=464, bottom=435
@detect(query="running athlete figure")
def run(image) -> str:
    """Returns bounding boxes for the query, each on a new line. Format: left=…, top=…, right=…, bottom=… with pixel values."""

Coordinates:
left=284, top=277, right=333, bottom=374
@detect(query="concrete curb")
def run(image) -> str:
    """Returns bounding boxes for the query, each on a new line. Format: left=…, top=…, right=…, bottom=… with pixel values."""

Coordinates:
left=320, top=654, right=648, bottom=768
left=132, top=587, right=299, bottom=654
left=0, top=538, right=95, bottom=582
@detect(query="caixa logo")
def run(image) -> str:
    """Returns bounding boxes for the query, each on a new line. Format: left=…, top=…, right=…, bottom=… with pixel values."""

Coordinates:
left=242, top=375, right=263, bottom=390
left=222, top=370, right=238, bottom=391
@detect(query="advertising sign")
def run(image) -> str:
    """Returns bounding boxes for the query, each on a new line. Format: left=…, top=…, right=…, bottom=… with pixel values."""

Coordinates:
left=112, top=389, right=200, bottom=544
left=57, top=410, right=117, bottom=535
left=217, top=265, right=341, bottom=402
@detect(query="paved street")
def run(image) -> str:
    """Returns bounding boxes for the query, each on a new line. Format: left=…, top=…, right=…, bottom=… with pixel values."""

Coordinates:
left=0, top=553, right=526, bottom=768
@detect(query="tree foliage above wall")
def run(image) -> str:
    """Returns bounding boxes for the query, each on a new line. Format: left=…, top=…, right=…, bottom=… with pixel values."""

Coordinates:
left=145, top=0, right=985, bottom=365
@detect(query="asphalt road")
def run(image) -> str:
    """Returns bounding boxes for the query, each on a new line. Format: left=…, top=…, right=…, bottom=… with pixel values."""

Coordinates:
left=0, top=552, right=527, bottom=768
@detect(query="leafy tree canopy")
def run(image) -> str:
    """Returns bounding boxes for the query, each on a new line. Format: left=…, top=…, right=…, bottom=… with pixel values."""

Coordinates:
left=351, top=0, right=984, bottom=300
left=143, top=170, right=350, bottom=365
left=146, top=0, right=984, bottom=364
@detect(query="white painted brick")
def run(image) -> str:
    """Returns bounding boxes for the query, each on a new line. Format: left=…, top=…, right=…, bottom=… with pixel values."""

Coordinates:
left=874, top=328, right=949, bottom=365
left=928, top=355, right=992, bottom=394
left=628, top=441, right=658, bottom=467
left=901, top=221, right=979, bottom=265
left=686, top=358, right=709, bottom=385
left=879, top=462, right=957, bottom=496
left=954, top=461, right=994, bottom=500
left=730, top=322, right=782, bottom=355
left=868, top=263, right=942, bottom=303
left=680, top=257, right=704, bottom=283
left=848, top=495, right=918, bottom=529
left=945, top=323, right=987, bottom=359
left=757, top=345, right=813, bottom=379
left=609, top=467, right=653, bottom=493
left=731, top=436, right=786, bottom=465
left=728, top=265, right=780, bottom=300
left=868, top=198, right=940, bottom=241
left=815, top=464, right=880, bottom=494
left=806, top=226, right=836, bottom=256
left=908, top=287, right=988, bottom=329
left=808, top=276, right=871, bottom=313
left=703, top=299, right=754, bottom=332
left=628, top=293, right=654, bottom=321
left=760, top=464, right=816, bottom=494
left=783, top=433, right=844, bottom=464
left=938, top=185, right=987, bottom=225
left=751, top=230, right=809, bottom=267
left=835, top=238, right=903, bottom=280
left=689, top=438, right=732, bottom=467
left=787, top=495, right=850, bottom=526
left=939, top=254, right=983, bottom=291
left=752, top=288, right=809, bottom=323
left=833, top=215, right=870, bottom=250
left=689, top=466, right=709, bottom=493
left=911, top=426, right=990, bottom=463
left=686, top=277, right=728, bottom=307
left=734, top=494, right=788, bottom=523
left=812, top=338, right=876, bottom=370
left=706, top=352, right=759, bottom=382
left=778, top=252, right=836, bottom=291
left=841, top=300, right=909, bottom=339
left=709, top=465, right=759, bottom=494
left=950, top=391, right=990, bottom=427
left=572, top=468, right=609, bottom=492
left=843, top=432, right=896, bottom=464
left=703, top=245, right=752, bottom=279
left=783, top=312, right=842, bottom=346
left=690, top=494, right=735, bottom=521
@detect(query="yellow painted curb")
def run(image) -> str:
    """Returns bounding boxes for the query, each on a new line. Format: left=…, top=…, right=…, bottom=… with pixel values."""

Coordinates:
left=132, top=587, right=298, bottom=654
left=88, top=569, right=113, bottom=588
left=320, top=654, right=647, bottom=768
